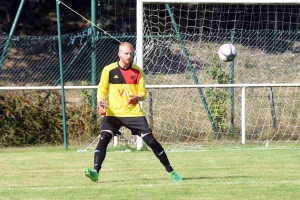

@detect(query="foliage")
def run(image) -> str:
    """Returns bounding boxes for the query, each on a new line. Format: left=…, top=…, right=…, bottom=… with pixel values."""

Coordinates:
left=0, top=90, right=99, bottom=147
left=1, top=1, right=297, bottom=36
left=0, top=0, right=91, bottom=35
left=79, top=80, right=92, bottom=104
left=0, top=90, right=63, bottom=147
left=0, top=0, right=137, bottom=35
left=206, top=50, right=230, bottom=131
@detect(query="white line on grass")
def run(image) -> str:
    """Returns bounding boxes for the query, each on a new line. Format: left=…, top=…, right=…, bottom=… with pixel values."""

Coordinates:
left=1, top=179, right=299, bottom=191
left=81, top=147, right=300, bottom=155
left=166, top=147, right=300, bottom=153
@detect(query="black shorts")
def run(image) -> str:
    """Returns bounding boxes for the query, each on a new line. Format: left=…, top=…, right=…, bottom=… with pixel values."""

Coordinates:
left=100, top=116, right=152, bottom=136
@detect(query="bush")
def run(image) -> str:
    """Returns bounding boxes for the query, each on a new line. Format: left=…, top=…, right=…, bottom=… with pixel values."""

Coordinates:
left=0, top=90, right=99, bottom=147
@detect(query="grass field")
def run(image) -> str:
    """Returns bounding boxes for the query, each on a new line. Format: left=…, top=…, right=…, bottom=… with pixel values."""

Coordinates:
left=0, top=146, right=300, bottom=200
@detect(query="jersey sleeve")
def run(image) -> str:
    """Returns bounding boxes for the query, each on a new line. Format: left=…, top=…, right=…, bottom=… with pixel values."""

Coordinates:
left=137, top=68, right=147, bottom=99
left=97, top=66, right=109, bottom=101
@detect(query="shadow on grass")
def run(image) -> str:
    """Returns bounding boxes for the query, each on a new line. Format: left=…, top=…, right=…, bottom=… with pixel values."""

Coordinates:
left=90, top=175, right=249, bottom=183
left=182, top=175, right=248, bottom=181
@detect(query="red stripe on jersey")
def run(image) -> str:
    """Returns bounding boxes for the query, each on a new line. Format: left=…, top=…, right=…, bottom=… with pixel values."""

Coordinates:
left=119, top=67, right=141, bottom=84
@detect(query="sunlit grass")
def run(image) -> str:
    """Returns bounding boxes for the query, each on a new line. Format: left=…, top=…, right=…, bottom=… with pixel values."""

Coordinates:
left=0, top=146, right=299, bottom=200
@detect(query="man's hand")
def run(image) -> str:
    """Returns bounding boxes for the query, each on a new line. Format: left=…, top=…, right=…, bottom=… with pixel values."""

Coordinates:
left=97, top=101, right=107, bottom=115
left=128, top=95, right=139, bottom=106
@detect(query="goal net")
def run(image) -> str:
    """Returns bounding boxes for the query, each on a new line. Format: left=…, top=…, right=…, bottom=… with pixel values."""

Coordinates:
left=2, top=1, right=300, bottom=150
left=134, top=0, right=300, bottom=149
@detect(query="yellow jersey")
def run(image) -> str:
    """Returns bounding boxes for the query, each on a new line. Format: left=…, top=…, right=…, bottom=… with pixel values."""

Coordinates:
left=97, top=62, right=146, bottom=117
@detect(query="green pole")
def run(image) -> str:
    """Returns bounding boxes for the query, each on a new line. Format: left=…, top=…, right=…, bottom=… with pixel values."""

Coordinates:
left=0, top=0, right=26, bottom=69
left=91, top=0, right=97, bottom=118
left=56, top=0, right=68, bottom=150
left=166, top=4, right=217, bottom=135
left=230, top=30, right=235, bottom=133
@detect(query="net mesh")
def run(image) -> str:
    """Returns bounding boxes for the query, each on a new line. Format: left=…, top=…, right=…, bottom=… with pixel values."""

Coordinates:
left=1, top=3, right=300, bottom=149
left=140, top=3, right=300, bottom=149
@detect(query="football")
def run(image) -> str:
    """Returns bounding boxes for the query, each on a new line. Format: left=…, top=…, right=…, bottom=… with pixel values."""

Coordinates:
left=218, top=44, right=237, bottom=62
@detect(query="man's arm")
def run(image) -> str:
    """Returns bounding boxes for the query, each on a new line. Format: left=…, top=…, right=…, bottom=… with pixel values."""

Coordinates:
left=137, top=67, right=146, bottom=100
left=97, top=66, right=109, bottom=102
left=97, top=98, right=107, bottom=115
left=97, top=66, right=109, bottom=115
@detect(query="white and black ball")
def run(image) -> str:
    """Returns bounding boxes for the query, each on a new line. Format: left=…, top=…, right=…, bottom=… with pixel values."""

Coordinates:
left=218, top=44, right=237, bottom=62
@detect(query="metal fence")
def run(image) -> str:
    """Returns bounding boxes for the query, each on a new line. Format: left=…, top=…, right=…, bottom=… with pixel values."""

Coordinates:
left=1, top=30, right=300, bottom=86
left=1, top=30, right=300, bottom=149
left=0, top=30, right=136, bottom=87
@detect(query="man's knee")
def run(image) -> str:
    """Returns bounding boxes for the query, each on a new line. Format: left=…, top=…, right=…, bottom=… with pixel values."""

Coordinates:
left=100, top=130, right=113, bottom=138
left=142, top=133, right=163, bottom=153
left=97, top=131, right=113, bottom=149
left=142, top=133, right=154, bottom=145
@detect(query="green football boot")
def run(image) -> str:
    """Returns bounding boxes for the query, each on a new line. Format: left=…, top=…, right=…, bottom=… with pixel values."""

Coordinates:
left=168, top=171, right=182, bottom=182
left=84, top=167, right=99, bottom=182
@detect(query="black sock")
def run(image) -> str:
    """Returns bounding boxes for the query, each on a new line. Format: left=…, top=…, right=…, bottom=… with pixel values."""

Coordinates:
left=94, top=131, right=112, bottom=173
left=156, top=151, right=174, bottom=173
left=142, top=134, right=173, bottom=172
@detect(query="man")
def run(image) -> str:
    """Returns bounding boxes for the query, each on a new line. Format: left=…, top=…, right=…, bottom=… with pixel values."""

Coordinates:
left=84, top=42, right=182, bottom=182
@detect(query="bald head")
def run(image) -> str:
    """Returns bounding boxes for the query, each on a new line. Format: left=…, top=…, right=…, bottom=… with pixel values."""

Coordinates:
left=119, top=42, right=133, bottom=51
left=118, top=42, right=134, bottom=68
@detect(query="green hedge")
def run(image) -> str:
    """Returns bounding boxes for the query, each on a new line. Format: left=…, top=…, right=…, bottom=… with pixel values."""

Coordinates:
left=0, top=90, right=99, bottom=147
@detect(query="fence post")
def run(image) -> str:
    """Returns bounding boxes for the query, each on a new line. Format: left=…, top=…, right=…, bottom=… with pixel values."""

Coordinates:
left=56, top=0, right=68, bottom=150
left=230, top=30, right=235, bottom=133
left=91, top=0, right=97, bottom=120
left=0, top=0, right=25, bottom=69
left=241, top=86, right=246, bottom=144
left=268, top=87, right=277, bottom=127
left=148, top=91, right=153, bottom=130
